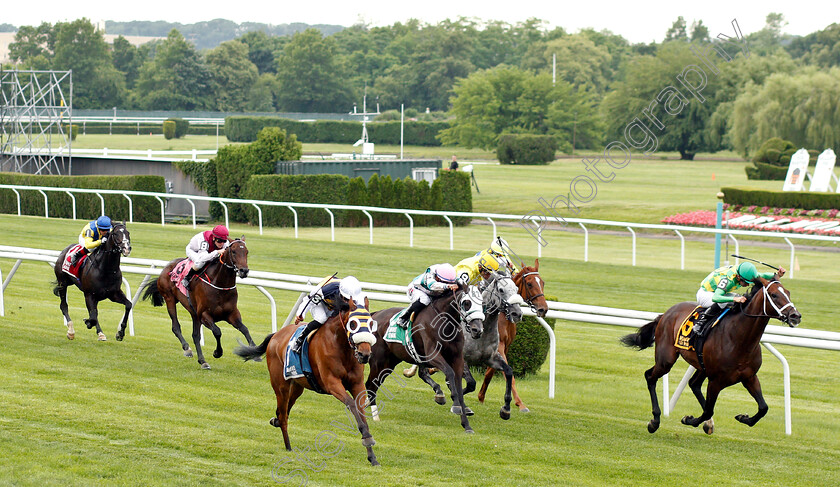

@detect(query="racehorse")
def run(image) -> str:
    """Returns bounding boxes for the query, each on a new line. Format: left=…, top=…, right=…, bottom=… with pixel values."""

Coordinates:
left=366, top=282, right=485, bottom=432
left=620, top=276, right=800, bottom=434
left=234, top=303, right=380, bottom=466
left=53, top=222, right=132, bottom=341
left=415, top=271, right=525, bottom=419
left=142, top=239, right=254, bottom=369
left=477, top=260, right=548, bottom=412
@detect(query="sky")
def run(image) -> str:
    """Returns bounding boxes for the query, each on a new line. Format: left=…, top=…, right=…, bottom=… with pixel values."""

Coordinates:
left=4, top=0, right=838, bottom=43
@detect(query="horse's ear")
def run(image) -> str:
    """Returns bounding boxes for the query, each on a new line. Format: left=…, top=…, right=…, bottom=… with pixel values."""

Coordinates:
left=240, top=235, right=245, bottom=241
left=534, top=258, right=539, bottom=270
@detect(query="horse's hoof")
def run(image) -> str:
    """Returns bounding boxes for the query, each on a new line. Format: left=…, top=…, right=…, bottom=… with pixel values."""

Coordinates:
left=703, top=419, right=715, bottom=435
left=370, top=460, right=381, bottom=467
left=66, top=321, right=75, bottom=340
left=362, top=437, right=376, bottom=447
left=451, top=406, right=474, bottom=416
left=500, top=408, right=511, bottom=420
left=213, top=350, right=223, bottom=359
left=184, top=349, right=193, bottom=358
left=464, top=428, right=475, bottom=434
left=647, top=420, right=660, bottom=433
left=270, top=417, right=281, bottom=427
left=403, top=365, right=418, bottom=377
left=115, top=333, right=124, bottom=342
left=520, top=407, right=531, bottom=413
left=681, top=415, right=699, bottom=427
left=200, top=362, right=211, bottom=370
left=85, top=320, right=94, bottom=329
left=434, top=394, right=446, bottom=405
left=97, top=332, right=107, bottom=341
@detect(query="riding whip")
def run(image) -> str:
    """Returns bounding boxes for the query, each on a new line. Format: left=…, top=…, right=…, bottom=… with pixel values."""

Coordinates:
left=731, top=255, right=780, bottom=271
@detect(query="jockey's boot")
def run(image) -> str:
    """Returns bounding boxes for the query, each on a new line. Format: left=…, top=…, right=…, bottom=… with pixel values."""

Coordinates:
left=399, top=301, right=424, bottom=329
left=291, top=319, right=323, bottom=354
left=70, top=248, right=88, bottom=265
left=182, top=267, right=199, bottom=290
left=694, top=303, right=721, bottom=370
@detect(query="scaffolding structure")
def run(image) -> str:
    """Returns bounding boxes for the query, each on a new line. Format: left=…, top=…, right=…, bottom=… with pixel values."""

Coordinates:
left=0, top=69, right=73, bottom=174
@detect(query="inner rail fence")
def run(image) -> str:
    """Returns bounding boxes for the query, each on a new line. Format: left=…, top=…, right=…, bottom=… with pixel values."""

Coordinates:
left=1, top=245, right=839, bottom=435
left=3, top=184, right=840, bottom=278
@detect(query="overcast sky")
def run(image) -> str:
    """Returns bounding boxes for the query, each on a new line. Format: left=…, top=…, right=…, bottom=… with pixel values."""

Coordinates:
left=5, top=0, right=837, bottom=44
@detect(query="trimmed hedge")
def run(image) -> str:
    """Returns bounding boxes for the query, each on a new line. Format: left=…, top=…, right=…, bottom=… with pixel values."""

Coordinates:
left=722, top=186, right=840, bottom=210
left=497, top=134, right=558, bottom=165
left=506, top=294, right=557, bottom=377
left=224, top=116, right=447, bottom=146
left=0, top=172, right=165, bottom=222
left=166, top=117, right=189, bottom=138
left=65, top=124, right=79, bottom=141
left=245, top=175, right=349, bottom=226
left=436, top=170, right=470, bottom=225
left=163, top=121, right=176, bottom=140
left=745, top=161, right=788, bottom=180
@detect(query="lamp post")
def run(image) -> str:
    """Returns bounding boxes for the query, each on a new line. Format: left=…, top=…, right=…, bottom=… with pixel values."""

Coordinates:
left=715, top=191, right=725, bottom=268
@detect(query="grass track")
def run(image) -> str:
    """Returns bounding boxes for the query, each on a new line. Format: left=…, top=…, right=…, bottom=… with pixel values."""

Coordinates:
left=0, top=215, right=838, bottom=486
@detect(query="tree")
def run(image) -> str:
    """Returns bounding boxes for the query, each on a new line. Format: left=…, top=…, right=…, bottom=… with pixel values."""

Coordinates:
left=205, top=40, right=259, bottom=111
left=238, top=31, right=282, bottom=74
left=246, top=73, right=280, bottom=112
left=786, top=23, right=840, bottom=67
left=729, top=67, right=840, bottom=158
left=522, top=34, right=613, bottom=94
left=664, top=17, right=687, bottom=42
left=52, top=19, right=125, bottom=108
left=134, top=29, right=212, bottom=110
left=274, top=29, right=353, bottom=112
left=112, top=36, right=147, bottom=89
left=690, top=20, right=710, bottom=43
left=8, top=23, right=54, bottom=63
left=439, top=65, right=601, bottom=151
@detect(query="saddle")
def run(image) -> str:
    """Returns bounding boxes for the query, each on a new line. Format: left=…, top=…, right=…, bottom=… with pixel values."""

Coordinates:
left=675, top=306, right=729, bottom=351
left=170, top=259, right=194, bottom=296
left=284, top=326, right=326, bottom=394
left=61, top=244, right=87, bottom=278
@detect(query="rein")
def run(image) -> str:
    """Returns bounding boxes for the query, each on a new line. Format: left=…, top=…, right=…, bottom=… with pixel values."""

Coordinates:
left=197, top=272, right=237, bottom=290
left=739, top=281, right=797, bottom=323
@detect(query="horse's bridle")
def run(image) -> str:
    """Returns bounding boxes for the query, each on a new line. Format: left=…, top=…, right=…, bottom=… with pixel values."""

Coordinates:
left=219, top=241, right=245, bottom=273
left=516, top=270, right=544, bottom=313
left=740, top=280, right=798, bottom=325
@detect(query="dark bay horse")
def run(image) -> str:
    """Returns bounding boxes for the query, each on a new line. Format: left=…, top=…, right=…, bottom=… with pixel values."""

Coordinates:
left=235, top=304, right=380, bottom=466
left=53, top=223, right=132, bottom=341
left=477, top=260, right=548, bottom=412
left=620, top=276, right=801, bottom=434
left=366, top=283, right=485, bottom=432
left=142, top=239, right=254, bottom=369
left=415, top=272, right=525, bottom=420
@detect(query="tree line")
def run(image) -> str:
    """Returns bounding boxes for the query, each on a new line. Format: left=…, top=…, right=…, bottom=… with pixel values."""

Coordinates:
left=4, top=15, right=840, bottom=158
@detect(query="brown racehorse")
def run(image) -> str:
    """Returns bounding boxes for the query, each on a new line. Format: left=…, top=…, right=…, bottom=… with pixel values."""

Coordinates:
left=142, top=239, right=255, bottom=369
left=620, top=276, right=800, bottom=434
left=476, top=260, right=548, bottom=412
left=53, top=222, right=132, bottom=341
left=234, top=304, right=380, bottom=466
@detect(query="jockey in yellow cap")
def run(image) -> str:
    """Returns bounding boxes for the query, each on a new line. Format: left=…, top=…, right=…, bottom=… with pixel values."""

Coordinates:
left=456, top=253, right=502, bottom=287
left=476, top=236, right=518, bottom=274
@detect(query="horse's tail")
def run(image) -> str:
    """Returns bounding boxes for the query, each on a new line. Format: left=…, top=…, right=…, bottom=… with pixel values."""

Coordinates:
left=141, top=280, right=164, bottom=307
left=51, top=280, right=65, bottom=297
left=620, top=315, right=661, bottom=350
left=235, top=333, right=274, bottom=361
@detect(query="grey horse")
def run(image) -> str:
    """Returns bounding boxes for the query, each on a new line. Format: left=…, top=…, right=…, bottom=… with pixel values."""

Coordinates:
left=416, top=271, right=525, bottom=420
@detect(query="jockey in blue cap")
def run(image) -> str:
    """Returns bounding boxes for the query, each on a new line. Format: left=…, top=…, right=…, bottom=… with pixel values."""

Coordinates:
left=70, top=215, right=112, bottom=265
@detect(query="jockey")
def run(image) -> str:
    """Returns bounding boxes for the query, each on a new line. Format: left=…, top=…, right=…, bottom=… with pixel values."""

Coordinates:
left=70, top=215, right=112, bottom=265
left=455, top=252, right=501, bottom=288
left=291, top=275, right=368, bottom=353
left=477, top=236, right=518, bottom=274
left=181, top=225, right=230, bottom=289
left=693, top=261, right=786, bottom=338
left=398, top=263, right=459, bottom=328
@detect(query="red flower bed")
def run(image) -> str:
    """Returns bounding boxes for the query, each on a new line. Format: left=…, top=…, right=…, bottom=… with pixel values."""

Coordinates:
left=662, top=210, right=840, bottom=236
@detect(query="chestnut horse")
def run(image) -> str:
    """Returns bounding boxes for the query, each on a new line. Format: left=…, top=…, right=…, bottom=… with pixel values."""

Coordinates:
left=53, top=222, right=132, bottom=341
left=235, top=304, right=380, bottom=466
left=620, top=276, right=800, bottom=434
left=366, top=282, right=486, bottom=432
left=142, top=239, right=254, bottom=369
left=477, top=260, right=548, bottom=412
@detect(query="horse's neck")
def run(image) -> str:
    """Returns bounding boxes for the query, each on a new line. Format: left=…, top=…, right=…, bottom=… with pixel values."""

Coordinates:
left=731, top=298, right=772, bottom=348
left=204, top=258, right=235, bottom=285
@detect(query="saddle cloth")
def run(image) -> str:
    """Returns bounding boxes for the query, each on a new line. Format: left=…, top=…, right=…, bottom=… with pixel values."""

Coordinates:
left=284, top=326, right=326, bottom=394
left=170, top=259, right=193, bottom=296
left=675, top=306, right=730, bottom=351
left=61, top=244, right=87, bottom=278
left=384, top=308, right=423, bottom=362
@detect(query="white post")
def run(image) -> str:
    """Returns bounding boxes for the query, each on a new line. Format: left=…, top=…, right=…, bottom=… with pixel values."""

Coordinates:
left=154, top=196, right=165, bottom=226
left=362, top=210, right=374, bottom=244
left=406, top=213, right=414, bottom=247
left=251, top=204, right=264, bottom=235
left=186, top=200, right=196, bottom=228
left=324, top=208, right=334, bottom=241
left=668, top=366, right=696, bottom=414
left=65, top=191, right=77, bottom=220
left=121, top=277, right=134, bottom=336
left=283, top=291, right=309, bottom=329
left=400, top=104, right=404, bottom=160
left=578, top=222, right=589, bottom=262
left=288, top=206, right=298, bottom=239
left=0, top=267, right=4, bottom=317
left=487, top=217, right=497, bottom=239
left=255, top=286, right=277, bottom=333
left=123, top=194, right=133, bottom=223
left=675, top=230, right=685, bottom=270
left=536, top=317, right=555, bottom=399
left=762, top=343, right=792, bottom=435
left=627, top=226, right=636, bottom=266
left=38, top=190, right=48, bottom=218
left=443, top=215, right=454, bottom=250
left=784, top=237, right=795, bottom=278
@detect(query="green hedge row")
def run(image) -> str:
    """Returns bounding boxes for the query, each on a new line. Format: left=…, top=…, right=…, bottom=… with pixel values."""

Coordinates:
left=745, top=161, right=789, bottom=180
left=243, top=171, right=470, bottom=227
left=497, top=134, right=558, bottom=165
left=722, top=186, right=840, bottom=210
left=224, top=116, right=447, bottom=146
left=0, top=173, right=165, bottom=222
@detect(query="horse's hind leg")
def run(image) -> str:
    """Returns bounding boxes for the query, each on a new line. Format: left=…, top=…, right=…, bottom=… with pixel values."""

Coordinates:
left=418, top=366, right=447, bottom=405
left=83, top=294, right=106, bottom=341
left=229, top=310, right=255, bottom=346
left=682, top=379, right=722, bottom=432
left=477, top=366, right=495, bottom=404
left=435, top=358, right=473, bottom=433
left=56, top=280, right=74, bottom=340
left=735, top=374, right=768, bottom=427
left=462, top=365, right=477, bottom=395
left=164, top=295, right=191, bottom=357
left=109, top=288, right=132, bottom=341
left=644, top=363, right=671, bottom=433
left=688, top=368, right=707, bottom=409
left=191, top=316, right=210, bottom=369
left=200, top=312, right=224, bottom=359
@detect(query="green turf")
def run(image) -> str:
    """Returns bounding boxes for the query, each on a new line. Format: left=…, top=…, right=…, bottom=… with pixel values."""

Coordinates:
left=0, top=215, right=838, bottom=486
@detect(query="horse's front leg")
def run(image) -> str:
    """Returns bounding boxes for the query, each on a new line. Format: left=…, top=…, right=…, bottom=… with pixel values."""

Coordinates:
left=339, top=378, right=379, bottom=467
left=735, top=374, right=768, bottom=427
left=191, top=315, right=210, bottom=369
left=486, top=351, right=514, bottom=420
left=682, top=379, right=722, bottom=433
left=417, top=366, right=447, bottom=405
left=462, top=364, right=477, bottom=395
left=434, top=357, right=473, bottom=433
left=201, top=312, right=223, bottom=359
left=109, top=288, right=132, bottom=341
left=83, top=294, right=106, bottom=341
left=228, top=309, right=255, bottom=346
left=56, top=280, right=74, bottom=340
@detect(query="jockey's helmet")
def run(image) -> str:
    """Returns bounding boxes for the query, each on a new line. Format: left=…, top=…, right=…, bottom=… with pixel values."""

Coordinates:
left=211, top=225, right=230, bottom=241
left=489, top=236, right=510, bottom=257
left=339, top=276, right=362, bottom=300
left=96, top=215, right=112, bottom=231
left=478, top=254, right=501, bottom=274
left=737, top=261, right=759, bottom=282
left=433, top=263, right=457, bottom=284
